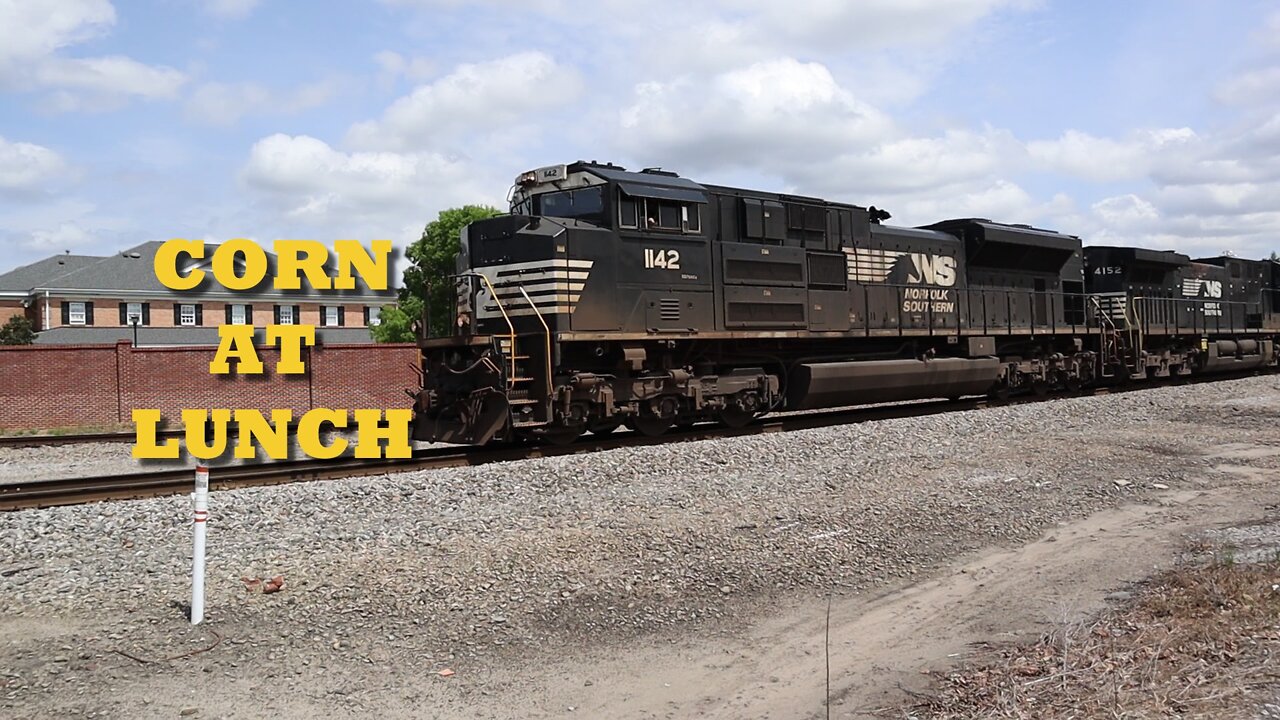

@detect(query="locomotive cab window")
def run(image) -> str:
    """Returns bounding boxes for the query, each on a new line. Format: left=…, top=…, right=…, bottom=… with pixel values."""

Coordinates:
left=683, top=204, right=700, bottom=233
left=647, top=200, right=682, bottom=230
left=537, top=187, right=605, bottom=223
left=619, top=196, right=639, bottom=228
left=624, top=196, right=701, bottom=234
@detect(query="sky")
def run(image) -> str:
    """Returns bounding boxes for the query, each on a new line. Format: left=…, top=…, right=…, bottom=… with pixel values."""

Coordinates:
left=0, top=0, right=1278, bottom=276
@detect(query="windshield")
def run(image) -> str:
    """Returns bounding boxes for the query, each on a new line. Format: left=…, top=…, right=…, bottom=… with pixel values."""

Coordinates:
left=537, top=187, right=605, bottom=223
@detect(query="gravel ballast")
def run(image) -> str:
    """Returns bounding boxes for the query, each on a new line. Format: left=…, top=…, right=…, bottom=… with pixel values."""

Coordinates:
left=2, top=375, right=1279, bottom=718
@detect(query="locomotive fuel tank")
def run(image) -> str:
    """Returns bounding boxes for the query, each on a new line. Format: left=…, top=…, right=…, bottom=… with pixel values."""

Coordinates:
left=786, top=357, right=1001, bottom=410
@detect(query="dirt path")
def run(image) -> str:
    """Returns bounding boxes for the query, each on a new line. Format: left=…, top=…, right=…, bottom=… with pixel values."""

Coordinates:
left=438, top=449, right=1280, bottom=720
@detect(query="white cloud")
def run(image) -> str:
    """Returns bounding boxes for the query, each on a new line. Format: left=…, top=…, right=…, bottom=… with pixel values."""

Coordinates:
left=0, top=0, right=115, bottom=65
left=0, top=137, right=71, bottom=192
left=28, top=222, right=95, bottom=250
left=621, top=58, right=894, bottom=172
left=699, top=0, right=1035, bottom=52
left=185, top=80, right=338, bottom=126
left=373, top=51, right=436, bottom=82
left=1026, top=128, right=1197, bottom=183
left=36, top=56, right=186, bottom=107
left=0, top=0, right=187, bottom=109
left=241, top=134, right=499, bottom=240
left=1215, top=67, right=1280, bottom=105
left=1091, top=194, right=1159, bottom=228
left=346, top=51, right=582, bottom=151
left=204, top=0, right=259, bottom=19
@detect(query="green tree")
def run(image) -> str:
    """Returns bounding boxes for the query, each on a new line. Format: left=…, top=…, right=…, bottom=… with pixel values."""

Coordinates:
left=0, top=315, right=36, bottom=345
left=369, top=304, right=416, bottom=343
left=398, top=204, right=502, bottom=339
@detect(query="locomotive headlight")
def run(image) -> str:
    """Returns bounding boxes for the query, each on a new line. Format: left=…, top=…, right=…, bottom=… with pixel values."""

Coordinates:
left=516, top=170, right=538, bottom=186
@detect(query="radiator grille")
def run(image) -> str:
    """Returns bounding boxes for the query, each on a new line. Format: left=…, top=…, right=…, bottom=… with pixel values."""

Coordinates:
left=726, top=301, right=805, bottom=325
left=807, top=253, right=847, bottom=288
left=725, top=258, right=804, bottom=283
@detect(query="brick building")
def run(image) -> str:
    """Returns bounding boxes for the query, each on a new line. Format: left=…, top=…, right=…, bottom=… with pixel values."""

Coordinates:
left=0, top=242, right=396, bottom=345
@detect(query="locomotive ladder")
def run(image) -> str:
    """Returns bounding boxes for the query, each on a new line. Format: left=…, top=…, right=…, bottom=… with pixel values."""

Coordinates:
left=1089, top=295, right=1128, bottom=379
left=468, top=269, right=552, bottom=425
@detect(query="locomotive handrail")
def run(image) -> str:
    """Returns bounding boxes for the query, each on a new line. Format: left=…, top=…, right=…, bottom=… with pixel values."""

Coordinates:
left=518, top=286, right=555, bottom=407
left=461, top=271, right=518, bottom=389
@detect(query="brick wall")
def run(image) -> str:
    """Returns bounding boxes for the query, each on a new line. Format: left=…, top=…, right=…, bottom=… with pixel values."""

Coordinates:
left=0, top=345, right=121, bottom=429
left=0, top=341, right=420, bottom=432
left=0, top=300, right=24, bottom=325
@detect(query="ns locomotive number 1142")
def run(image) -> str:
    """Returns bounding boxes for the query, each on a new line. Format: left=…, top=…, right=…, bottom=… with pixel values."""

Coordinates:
left=411, top=161, right=1280, bottom=445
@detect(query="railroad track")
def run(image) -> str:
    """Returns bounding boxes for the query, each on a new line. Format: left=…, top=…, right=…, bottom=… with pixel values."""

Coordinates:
left=0, top=430, right=155, bottom=449
left=1, top=396, right=995, bottom=511
left=1, top=369, right=1272, bottom=512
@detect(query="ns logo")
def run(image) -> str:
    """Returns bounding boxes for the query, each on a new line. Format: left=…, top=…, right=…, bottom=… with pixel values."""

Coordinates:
left=907, top=254, right=957, bottom=288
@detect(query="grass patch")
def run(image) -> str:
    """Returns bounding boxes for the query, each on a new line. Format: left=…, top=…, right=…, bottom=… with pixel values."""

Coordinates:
left=914, top=550, right=1280, bottom=718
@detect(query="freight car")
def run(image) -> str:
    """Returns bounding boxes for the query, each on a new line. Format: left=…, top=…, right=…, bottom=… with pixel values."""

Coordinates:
left=413, top=162, right=1280, bottom=445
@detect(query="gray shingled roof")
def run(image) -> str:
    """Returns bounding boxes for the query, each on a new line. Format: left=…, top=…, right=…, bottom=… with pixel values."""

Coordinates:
left=34, top=325, right=381, bottom=346
left=0, top=254, right=103, bottom=293
left=32, top=241, right=397, bottom=300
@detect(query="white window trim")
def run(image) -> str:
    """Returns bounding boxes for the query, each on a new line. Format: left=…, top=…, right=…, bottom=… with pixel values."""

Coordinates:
left=179, top=304, right=197, bottom=326
left=367, top=306, right=382, bottom=326
left=125, top=302, right=143, bottom=325
left=230, top=304, right=247, bottom=325
left=278, top=306, right=295, bottom=325
left=324, top=306, right=339, bottom=327
left=68, top=302, right=87, bottom=326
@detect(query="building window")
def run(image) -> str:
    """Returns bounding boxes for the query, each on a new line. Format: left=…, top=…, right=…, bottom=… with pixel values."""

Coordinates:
left=229, top=304, right=248, bottom=325
left=68, top=302, right=86, bottom=325
left=323, top=306, right=339, bottom=326
left=117, top=302, right=145, bottom=326
left=276, top=305, right=295, bottom=325
left=366, top=306, right=382, bottom=326
left=179, top=304, right=197, bottom=326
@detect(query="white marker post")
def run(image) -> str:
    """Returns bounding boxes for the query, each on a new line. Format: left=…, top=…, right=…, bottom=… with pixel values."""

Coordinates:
left=191, top=465, right=210, bottom=625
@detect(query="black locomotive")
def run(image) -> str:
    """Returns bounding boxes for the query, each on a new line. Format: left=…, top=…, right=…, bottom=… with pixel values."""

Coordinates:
left=413, top=161, right=1280, bottom=445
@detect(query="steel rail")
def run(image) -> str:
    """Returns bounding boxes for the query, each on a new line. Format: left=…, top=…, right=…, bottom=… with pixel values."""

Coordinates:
left=1, top=367, right=1272, bottom=512
left=0, top=431, right=165, bottom=449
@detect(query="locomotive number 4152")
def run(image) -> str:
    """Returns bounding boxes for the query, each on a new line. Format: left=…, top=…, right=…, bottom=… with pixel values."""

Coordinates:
left=644, top=248, right=681, bottom=270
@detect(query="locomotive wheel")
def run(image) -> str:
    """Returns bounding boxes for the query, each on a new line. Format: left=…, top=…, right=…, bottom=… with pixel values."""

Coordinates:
left=719, top=406, right=756, bottom=429
left=587, top=419, right=623, bottom=436
left=629, top=415, right=673, bottom=438
left=541, top=425, right=583, bottom=446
